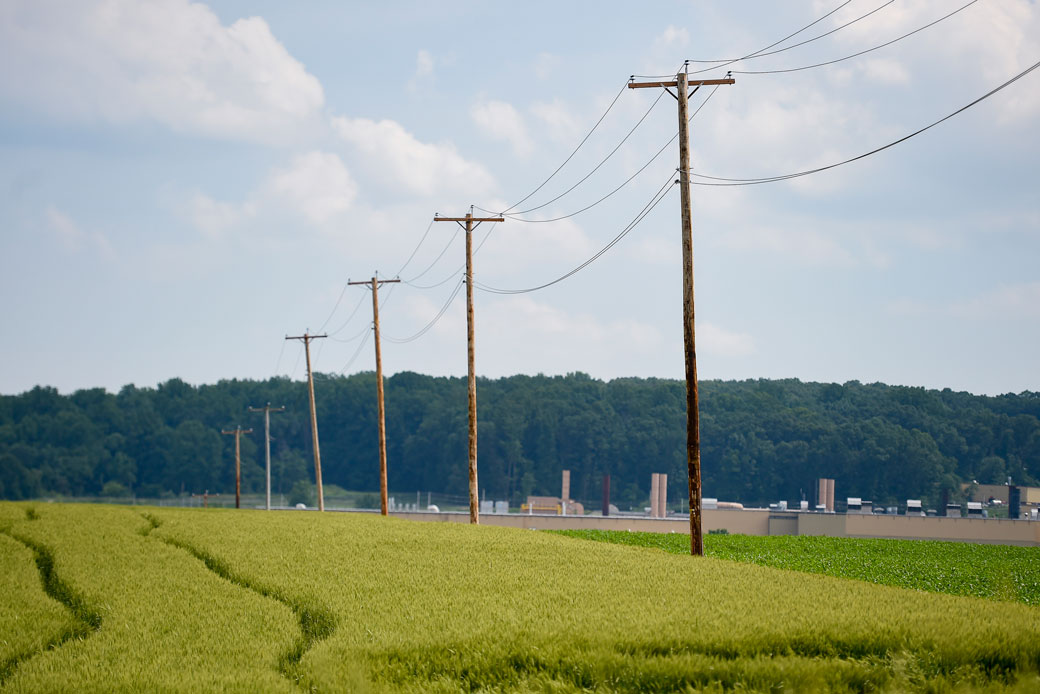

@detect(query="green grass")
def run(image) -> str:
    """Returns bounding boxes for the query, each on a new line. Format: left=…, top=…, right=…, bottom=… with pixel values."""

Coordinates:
left=0, top=531, right=83, bottom=685
left=1, top=503, right=297, bottom=692
left=2, top=502, right=1040, bottom=693
left=552, top=530, right=1040, bottom=605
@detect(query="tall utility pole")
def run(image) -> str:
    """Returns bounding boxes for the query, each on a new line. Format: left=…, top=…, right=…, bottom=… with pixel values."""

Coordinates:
left=629, top=69, right=734, bottom=556
left=221, top=426, right=253, bottom=509
left=286, top=332, right=328, bottom=511
left=347, top=275, right=400, bottom=516
left=248, top=403, right=285, bottom=511
left=433, top=210, right=504, bottom=524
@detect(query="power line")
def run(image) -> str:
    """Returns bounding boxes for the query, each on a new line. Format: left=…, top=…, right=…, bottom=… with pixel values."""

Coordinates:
left=501, top=79, right=631, bottom=214
left=733, top=0, right=980, bottom=75
left=392, top=216, right=436, bottom=278
left=328, top=324, right=370, bottom=343
left=474, top=173, right=677, bottom=295
left=689, top=0, right=895, bottom=72
left=402, top=228, right=459, bottom=284
left=288, top=342, right=304, bottom=380
left=316, top=281, right=350, bottom=333
left=498, top=88, right=667, bottom=217
left=327, top=292, right=368, bottom=337
left=692, top=57, right=1040, bottom=186
left=478, top=84, right=722, bottom=224
left=685, top=0, right=859, bottom=74
left=338, top=320, right=373, bottom=373
left=403, top=224, right=497, bottom=289
left=273, top=338, right=287, bottom=377
left=384, top=278, right=465, bottom=344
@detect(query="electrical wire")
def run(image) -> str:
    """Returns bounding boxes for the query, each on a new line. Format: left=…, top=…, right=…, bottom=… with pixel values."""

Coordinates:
left=392, top=216, right=436, bottom=278
left=690, top=0, right=895, bottom=74
left=402, top=228, right=459, bottom=284
left=329, top=324, right=370, bottom=343
left=384, top=278, right=466, bottom=344
left=474, top=172, right=676, bottom=295
left=403, top=223, right=497, bottom=289
left=316, top=281, right=350, bottom=333
left=501, top=79, right=631, bottom=214
left=692, top=57, right=1040, bottom=186
left=685, top=0, right=858, bottom=74
left=480, top=84, right=721, bottom=224
left=338, top=329, right=372, bottom=374
left=288, top=342, right=304, bottom=380
left=733, top=0, right=980, bottom=75
left=495, top=88, right=667, bottom=217
left=327, top=292, right=368, bottom=337
left=273, top=338, right=287, bottom=377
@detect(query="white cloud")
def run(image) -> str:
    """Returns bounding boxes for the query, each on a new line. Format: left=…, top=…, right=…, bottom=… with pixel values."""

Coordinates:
left=534, top=52, right=561, bottom=80
left=45, top=206, right=112, bottom=257
left=189, top=193, right=246, bottom=236
left=0, top=0, right=325, bottom=144
left=859, top=58, right=911, bottom=86
left=332, top=116, right=496, bottom=197
left=470, top=100, right=533, bottom=157
left=699, top=323, right=755, bottom=357
left=265, top=151, right=356, bottom=225
left=654, top=25, right=690, bottom=51
left=485, top=296, right=662, bottom=354
left=415, top=49, right=434, bottom=77
left=950, top=282, right=1040, bottom=319
left=479, top=218, right=595, bottom=280
left=184, top=151, right=354, bottom=233
left=530, top=99, right=582, bottom=144
left=713, top=225, right=857, bottom=266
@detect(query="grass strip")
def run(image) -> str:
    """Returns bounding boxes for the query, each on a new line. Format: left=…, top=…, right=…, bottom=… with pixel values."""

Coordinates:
left=143, top=512, right=337, bottom=687
left=552, top=530, right=1040, bottom=605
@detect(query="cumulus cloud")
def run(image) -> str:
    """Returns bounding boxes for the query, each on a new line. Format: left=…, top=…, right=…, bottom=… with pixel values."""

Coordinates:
left=415, top=49, right=434, bottom=77
left=530, top=99, right=583, bottom=144
left=45, top=206, right=112, bottom=256
left=265, top=151, right=356, bottom=224
left=699, top=322, right=755, bottom=357
left=0, top=0, right=325, bottom=144
left=184, top=150, right=354, bottom=232
left=470, top=100, right=533, bottom=157
left=950, top=282, right=1040, bottom=319
left=332, top=116, right=495, bottom=197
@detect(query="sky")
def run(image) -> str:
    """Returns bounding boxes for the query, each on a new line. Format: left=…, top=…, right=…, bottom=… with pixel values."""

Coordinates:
left=1, top=0, right=1038, bottom=397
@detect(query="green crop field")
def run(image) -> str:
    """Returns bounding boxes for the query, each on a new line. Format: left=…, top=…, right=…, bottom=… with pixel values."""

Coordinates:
left=1, top=503, right=1038, bottom=693
left=553, top=530, right=1040, bottom=606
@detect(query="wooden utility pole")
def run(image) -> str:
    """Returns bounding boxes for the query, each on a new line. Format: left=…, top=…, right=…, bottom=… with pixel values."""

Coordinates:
left=348, top=275, right=401, bottom=516
left=433, top=210, right=504, bottom=524
left=286, top=332, right=328, bottom=511
left=629, top=69, right=734, bottom=556
left=248, top=403, right=285, bottom=511
left=221, top=426, right=253, bottom=509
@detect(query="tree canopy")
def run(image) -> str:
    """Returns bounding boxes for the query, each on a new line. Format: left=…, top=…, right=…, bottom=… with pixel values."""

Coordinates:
left=1, top=374, right=1037, bottom=509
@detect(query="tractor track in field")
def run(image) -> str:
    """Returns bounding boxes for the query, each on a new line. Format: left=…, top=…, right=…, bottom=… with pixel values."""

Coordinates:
left=139, top=512, right=336, bottom=690
left=0, top=508, right=103, bottom=687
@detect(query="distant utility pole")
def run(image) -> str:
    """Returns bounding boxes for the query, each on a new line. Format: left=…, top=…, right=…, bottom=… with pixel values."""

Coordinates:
left=347, top=275, right=401, bottom=516
left=221, top=426, right=253, bottom=509
left=248, top=402, right=285, bottom=511
left=433, top=209, right=504, bottom=524
left=629, top=67, right=734, bottom=556
left=286, top=332, right=328, bottom=511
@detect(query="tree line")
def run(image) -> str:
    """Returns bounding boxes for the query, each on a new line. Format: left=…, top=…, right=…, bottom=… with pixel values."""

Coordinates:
left=1, top=373, right=1038, bottom=509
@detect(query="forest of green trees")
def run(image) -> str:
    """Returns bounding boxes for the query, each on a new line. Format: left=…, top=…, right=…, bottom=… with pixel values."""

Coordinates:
left=1, top=373, right=1038, bottom=510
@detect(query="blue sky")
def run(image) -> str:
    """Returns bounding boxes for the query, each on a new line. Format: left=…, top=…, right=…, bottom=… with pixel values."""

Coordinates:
left=1, top=0, right=1038, bottom=396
